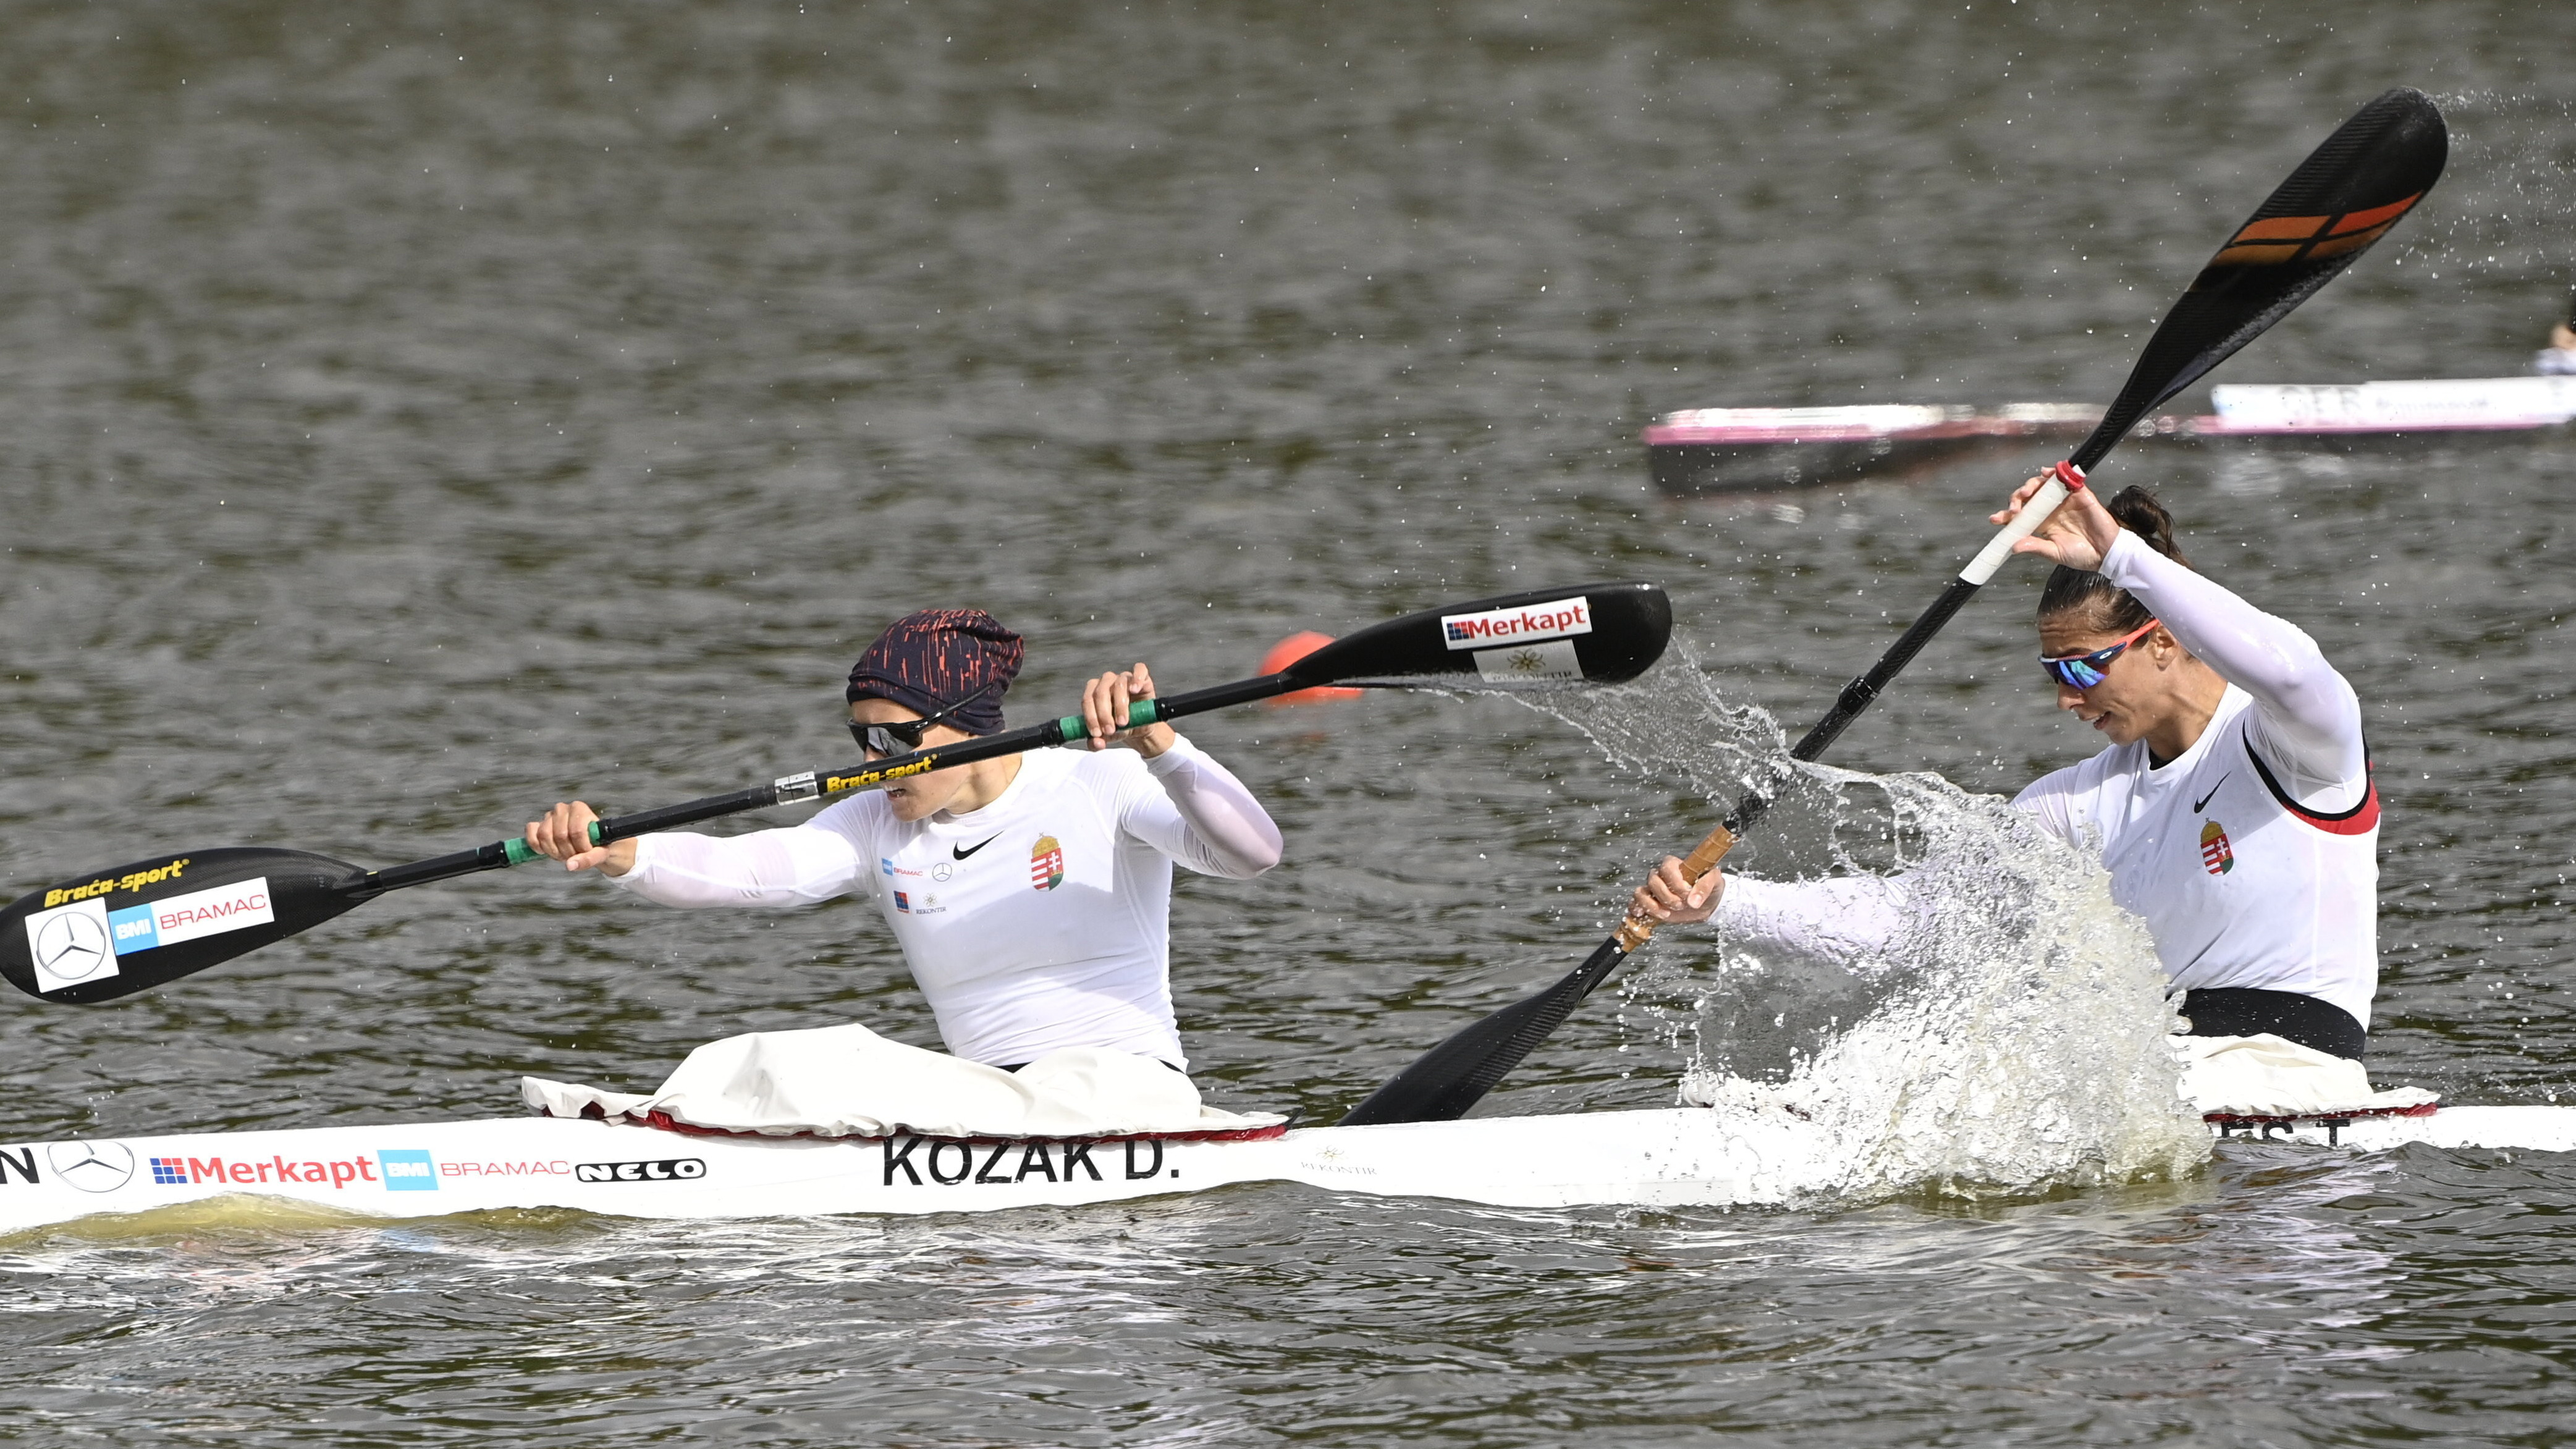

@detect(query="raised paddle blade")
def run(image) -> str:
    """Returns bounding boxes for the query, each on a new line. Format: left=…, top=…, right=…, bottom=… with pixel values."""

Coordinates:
left=0, top=848, right=370, bottom=1003
left=1286, top=581, right=1671, bottom=690
left=2071, top=87, right=2446, bottom=470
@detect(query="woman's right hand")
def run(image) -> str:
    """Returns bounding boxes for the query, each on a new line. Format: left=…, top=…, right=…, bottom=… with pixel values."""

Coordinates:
left=1994, top=471, right=2122, bottom=571
left=525, top=801, right=638, bottom=876
left=1629, top=855, right=1725, bottom=925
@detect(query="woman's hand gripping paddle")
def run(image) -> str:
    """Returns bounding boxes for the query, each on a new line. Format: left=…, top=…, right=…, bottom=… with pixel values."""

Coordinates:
left=1340, top=87, right=2447, bottom=1127
left=0, top=583, right=1673, bottom=1005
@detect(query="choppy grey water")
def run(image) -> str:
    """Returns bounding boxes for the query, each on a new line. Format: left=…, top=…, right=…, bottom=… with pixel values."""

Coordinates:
left=2, top=2, right=2574, bottom=1443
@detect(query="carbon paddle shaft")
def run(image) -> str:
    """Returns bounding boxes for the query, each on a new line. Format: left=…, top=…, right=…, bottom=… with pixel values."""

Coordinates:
left=349, top=581, right=1678, bottom=897
left=347, top=690, right=1269, bottom=897
left=1341, top=88, right=2449, bottom=1126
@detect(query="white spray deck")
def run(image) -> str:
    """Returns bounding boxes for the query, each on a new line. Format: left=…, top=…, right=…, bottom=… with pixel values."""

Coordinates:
left=4, top=1104, right=2574, bottom=1234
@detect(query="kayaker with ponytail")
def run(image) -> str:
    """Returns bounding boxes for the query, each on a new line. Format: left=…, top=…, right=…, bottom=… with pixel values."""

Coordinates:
left=1634, top=479, right=2381, bottom=1060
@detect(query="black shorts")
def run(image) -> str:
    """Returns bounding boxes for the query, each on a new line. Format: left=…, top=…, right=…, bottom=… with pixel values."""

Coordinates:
left=995, top=1058, right=1188, bottom=1075
left=2179, top=987, right=2367, bottom=1061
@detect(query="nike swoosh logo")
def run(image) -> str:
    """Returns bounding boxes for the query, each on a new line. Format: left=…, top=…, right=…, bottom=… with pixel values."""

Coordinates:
left=952, top=834, right=1002, bottom=861
left=2193, top=774, right=2231, bottom=814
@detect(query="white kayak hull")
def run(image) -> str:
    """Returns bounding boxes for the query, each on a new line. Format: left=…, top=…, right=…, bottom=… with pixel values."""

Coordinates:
left=4, top=1105, right=2571, bottom=1233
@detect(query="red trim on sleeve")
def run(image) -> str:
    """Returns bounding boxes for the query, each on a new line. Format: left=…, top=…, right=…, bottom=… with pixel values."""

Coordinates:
left=2247, top=744, right=2380, bottom=835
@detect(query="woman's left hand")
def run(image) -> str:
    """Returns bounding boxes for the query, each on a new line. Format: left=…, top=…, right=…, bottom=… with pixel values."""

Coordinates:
left=1993, top=471, right=2124, bottom=571
left=1082, top=663, right=1177, bottom=758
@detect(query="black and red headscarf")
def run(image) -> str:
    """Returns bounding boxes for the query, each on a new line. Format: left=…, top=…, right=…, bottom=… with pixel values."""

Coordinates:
left=844, top=609, right=1024, bottom=736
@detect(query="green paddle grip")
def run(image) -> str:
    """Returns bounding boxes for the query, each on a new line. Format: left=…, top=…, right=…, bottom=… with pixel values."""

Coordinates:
left=1053, top=699, right=1165, bottom=740
left=499, top=820, right=607, bottom=867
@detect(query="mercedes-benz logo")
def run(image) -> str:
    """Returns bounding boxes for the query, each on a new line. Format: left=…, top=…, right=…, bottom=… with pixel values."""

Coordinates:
left=46, top=1140, right=136, bottom=1194
left=33, top=912, right=110, bottom=982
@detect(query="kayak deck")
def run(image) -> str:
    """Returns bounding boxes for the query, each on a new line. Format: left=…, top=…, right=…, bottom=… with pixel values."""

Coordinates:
left=4, top=1104, right=2571, bottom=1233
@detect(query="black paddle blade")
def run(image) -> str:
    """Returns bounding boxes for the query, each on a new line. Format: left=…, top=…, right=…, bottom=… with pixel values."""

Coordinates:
left=1290, top=581, right=1671, bottom=690
left=0, top=847, right=369, bottom=1003
left=2071, top=87, right=2447, bottom=470
left=1339, top=942, right=1618, bottom=1125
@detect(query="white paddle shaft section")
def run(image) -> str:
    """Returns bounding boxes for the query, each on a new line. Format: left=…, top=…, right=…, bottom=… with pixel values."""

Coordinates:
left=1959, top=473, right=2075, bottom=586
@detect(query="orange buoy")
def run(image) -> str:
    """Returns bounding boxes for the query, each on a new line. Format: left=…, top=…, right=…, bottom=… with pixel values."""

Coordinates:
left=1258, top=631, right=1362, bottom=705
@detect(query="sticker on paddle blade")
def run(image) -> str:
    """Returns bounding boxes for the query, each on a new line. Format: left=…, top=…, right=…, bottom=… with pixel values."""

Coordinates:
left=1471, top=640, right=1581, bottom=682
left=1438, top=596, right=1592, bottom=651
left=25, top=898, right=119, bottom=994
left=2206, top=192, right=2426, bottom=269
left=109, top=877, right=276, bottom=953
left=0, top=847, right=365, bottom=1004
left=22, top=877, right=277, bottom=994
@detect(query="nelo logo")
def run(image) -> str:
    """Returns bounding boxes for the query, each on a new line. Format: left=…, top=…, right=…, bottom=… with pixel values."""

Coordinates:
left=575, top=1158, right=706, bottom=1183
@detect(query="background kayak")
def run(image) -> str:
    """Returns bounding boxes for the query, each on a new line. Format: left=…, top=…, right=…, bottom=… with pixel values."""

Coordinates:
left=1647, top=378, right=2576, bottom=494
left=1, top=4, right=2572, bottom=1447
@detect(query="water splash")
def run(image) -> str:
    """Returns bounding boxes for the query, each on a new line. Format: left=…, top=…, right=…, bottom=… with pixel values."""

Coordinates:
left=1532, top=657, right=2210, bottom=1202
left=2402, top=91, right=2574, bottom=295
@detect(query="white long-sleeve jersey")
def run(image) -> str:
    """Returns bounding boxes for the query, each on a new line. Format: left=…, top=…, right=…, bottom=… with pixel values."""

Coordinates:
left=606, top=734, right=1283, bottom=1068
left=1721, top=528, right=2381, bottom=1026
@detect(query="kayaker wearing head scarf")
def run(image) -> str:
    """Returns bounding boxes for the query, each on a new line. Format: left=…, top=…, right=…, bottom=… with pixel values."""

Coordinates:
left=523, top=609, right=1283, bottom=1075
left=1633, top=478, right=2381, bottom=1061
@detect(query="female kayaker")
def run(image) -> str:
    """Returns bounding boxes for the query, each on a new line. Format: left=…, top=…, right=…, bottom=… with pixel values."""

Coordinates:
left=523, top=608, right=1284, bottom=1075
left=1633, top=479, right=2381, bottom=1058
left=2535, top=315, right=2576, bottom=376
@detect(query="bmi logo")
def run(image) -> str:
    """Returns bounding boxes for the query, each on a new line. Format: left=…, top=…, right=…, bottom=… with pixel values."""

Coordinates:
left=2199, top=821, right=2235, bottom=876
left=1030, top=834, right=1065, bottom=891
left=378, top=1149, right=439, bottom=1191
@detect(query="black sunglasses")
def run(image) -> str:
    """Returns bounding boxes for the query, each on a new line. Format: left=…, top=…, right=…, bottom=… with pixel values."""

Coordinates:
left=848, top=682, right=997, bottom=756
